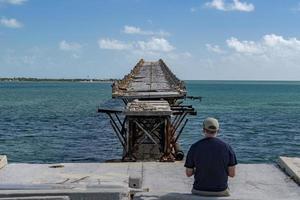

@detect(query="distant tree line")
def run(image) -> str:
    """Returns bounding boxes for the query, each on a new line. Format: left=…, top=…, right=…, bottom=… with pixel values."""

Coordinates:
left=0, top=77, right=118, bottom=82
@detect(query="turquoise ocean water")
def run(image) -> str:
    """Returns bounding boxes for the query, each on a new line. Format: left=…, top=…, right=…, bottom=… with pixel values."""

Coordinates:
left=0, top=81, right=299, bottom=163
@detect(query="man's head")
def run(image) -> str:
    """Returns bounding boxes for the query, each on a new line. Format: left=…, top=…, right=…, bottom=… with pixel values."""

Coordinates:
left=203, top=117, right=219, bottom=137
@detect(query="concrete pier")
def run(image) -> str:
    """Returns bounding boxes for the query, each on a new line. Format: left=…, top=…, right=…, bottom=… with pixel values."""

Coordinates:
left=0, top=160, right=299, bottom=200
left=278, top=156, right=300, bottom=185
left=0, top=156, right=7, bottom=169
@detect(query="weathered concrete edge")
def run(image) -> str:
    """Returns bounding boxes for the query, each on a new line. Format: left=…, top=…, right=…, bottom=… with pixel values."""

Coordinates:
left=0, top=196, right=70, bottom=200
left=0, top=188, right=128, bottom=200
left=0, top=155, right=8, bottom=170
left=278, top=156, right=300, bottom=185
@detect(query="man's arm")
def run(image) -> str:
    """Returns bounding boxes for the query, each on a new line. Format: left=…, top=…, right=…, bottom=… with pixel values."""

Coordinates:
left=185, top=168, right=194, bottom=177
left=227, top=144, right=237, bottom=178
left=228, top=166, right=236, bottom=177
left=184, top=145, right=195, bottom=177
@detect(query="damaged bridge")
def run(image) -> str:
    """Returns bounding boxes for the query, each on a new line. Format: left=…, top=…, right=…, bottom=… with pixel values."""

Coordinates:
left=99, top=59, right=197, bottom=162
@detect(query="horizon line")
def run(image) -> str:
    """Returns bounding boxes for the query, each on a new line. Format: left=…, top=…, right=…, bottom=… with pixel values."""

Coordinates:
left=1, top=77, right=300, bottom=82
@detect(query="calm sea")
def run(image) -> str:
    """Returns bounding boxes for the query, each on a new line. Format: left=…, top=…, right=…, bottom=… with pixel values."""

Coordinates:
left=0, top=81, right=299, bottom=163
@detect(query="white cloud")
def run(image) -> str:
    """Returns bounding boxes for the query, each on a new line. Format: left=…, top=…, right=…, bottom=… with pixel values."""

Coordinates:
left=226, top=37, right=262, bottom=54
left=0, top=17, right=22, bottom=28
left=206, top=0, right=226, bottom=10
left=206, top=44, right=225, bottom=53
left=137, top=38, right=175, bottom=52
left=123, top=26, right=141, bottom=34
left=226, top=34, right=300, bottom=55
left=97, top=35, right=191, bottom=61
left=59, top=40, right=82, bottom=51
left=205, top=0, right=254, bottom=12
left=123, top=25, right=170, bottom=37
left=185, top=35, right=300, bottom=80
left=0, top=0, right=27, bottom=5
left=98, top=38, right=132, bottom=50
left=232, top=0, right=254, bottom=12
left=201, top=34, right=300, bottom=80
left=98, top=37, right=175, bottom=53
left=263, top=34, right=300, bottom=49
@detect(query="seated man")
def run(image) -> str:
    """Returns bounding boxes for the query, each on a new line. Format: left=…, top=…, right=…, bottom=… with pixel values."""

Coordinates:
left=185, top=117, right=237, bottom=197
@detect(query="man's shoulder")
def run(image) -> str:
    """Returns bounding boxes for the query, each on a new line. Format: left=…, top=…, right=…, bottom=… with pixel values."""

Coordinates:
left=192, top=137, right=232, bottom=149
left=214, top=137, right=228, bottom=145
left=188, top=139, right=203, bottom=152
left=214, top=138, right=233, bottom=149
left=191, top=138, right=207, bottom=147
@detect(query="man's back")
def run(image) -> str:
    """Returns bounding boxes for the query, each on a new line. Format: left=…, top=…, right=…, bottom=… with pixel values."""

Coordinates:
left=185, top=137, right=237, bottom=192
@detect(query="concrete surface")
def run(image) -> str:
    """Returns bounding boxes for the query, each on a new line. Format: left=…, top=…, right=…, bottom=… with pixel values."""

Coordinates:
left=0, top=188, right=127, bottom=200
left=133, top=162, right=300, bottom=200
left=0, top=156, right=7, bottom=169
left=0, top=161, right=299, bottom=200
left=278, top=156, right=300, bottom=185
left=0, top=196, right=69, bottom=200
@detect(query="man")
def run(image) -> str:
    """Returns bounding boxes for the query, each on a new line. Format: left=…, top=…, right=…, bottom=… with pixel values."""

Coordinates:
left=185, top=117, right=237, bottom=197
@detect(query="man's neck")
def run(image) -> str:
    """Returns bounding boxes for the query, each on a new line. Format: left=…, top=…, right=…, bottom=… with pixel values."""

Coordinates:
left=204, top=134, right=217, bottom=138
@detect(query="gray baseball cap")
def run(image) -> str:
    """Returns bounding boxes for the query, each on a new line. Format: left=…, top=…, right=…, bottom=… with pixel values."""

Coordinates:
left=203, top=117, right=219, bottom=131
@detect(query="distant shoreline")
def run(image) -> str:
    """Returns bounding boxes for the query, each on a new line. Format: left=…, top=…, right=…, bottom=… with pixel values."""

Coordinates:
left=0, top=78, right=118, bottom=83
left=1, top=78, right=299, bottom=83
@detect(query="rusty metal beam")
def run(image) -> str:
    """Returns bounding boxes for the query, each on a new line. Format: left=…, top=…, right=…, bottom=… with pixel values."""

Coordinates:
left=134, top=120, right=158, bottom=145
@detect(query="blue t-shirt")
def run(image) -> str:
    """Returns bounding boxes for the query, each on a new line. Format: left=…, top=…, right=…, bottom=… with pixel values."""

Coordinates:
left=184, top=137, right=237, bottom=192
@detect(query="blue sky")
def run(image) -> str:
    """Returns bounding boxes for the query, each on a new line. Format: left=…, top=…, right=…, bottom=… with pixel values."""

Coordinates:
left=1, top=0, right=300, bottom=80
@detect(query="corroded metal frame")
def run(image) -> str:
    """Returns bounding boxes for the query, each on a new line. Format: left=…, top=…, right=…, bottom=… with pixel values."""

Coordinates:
left=98, top=59, right=199, bottom=162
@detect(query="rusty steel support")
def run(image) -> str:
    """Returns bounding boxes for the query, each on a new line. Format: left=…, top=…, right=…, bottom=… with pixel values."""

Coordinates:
left=99, top=59, right=199, bottom=162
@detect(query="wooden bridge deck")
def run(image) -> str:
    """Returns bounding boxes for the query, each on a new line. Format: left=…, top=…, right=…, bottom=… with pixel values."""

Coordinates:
left=112, top=59, right=186, bottom=99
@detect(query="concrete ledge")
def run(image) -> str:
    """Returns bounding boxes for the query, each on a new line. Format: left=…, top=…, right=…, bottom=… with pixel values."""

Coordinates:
left=0, top=188, right=128, bottom=200
left=0, top=196, right=69, bottom=200
left=0, top=155, right=8, bottom=170
left=278, top=156, right=300, bottom=185
left=0, top=162, right=299, bottom=199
